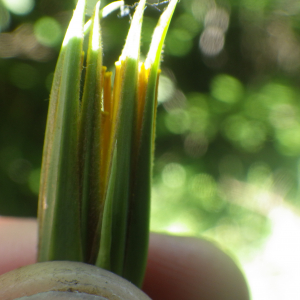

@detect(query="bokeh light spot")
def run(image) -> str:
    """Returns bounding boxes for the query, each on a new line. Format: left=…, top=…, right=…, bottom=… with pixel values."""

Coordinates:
left=174, top=13, right=202, bottom=37
left=165, top=29, right=193, bottom=56
left=2, top=0, right=34, bottom=15
left=165, top=109, right=190, bottom=134
left=163, top=89, right=187, bottom=112
left=247, top=162, right=272, bottom=188
left=223, top=115, right=267, bottom=152
left=189, top=106, right=209, bottom=133
left=275, top=125, right=300, bottom=156
left=162, top=163, right=186, bottom=188
left=260, top=83, right=295, bottom=108
left=190, top=173, right=217, bottom=199
left=199, top=27, right=225, bottom=56
left=269, top=104, right=298, bottom=129
left=191, top=0, right=208, bottom=21
left=34, top=17, right=62, bottom=47
left=211, top=74, right=243, bottom=104
left=190, top=173, right=225, bottom=212
left=157, top=74, right=175, bottom=103
left=204, top=8, right=229, bottom=32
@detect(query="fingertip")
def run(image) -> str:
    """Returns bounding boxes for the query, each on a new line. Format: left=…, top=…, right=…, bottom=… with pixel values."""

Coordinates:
left=143, top=233, right=250, bottom=300
left=0, top=217, right=37, bottom=275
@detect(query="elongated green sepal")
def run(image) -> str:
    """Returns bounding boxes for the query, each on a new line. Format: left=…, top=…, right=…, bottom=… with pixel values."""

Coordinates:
left=38, top=0, right=86, bottom=262
left=95, top=145, right=117, bottom=270
left=110, top=0, right=146, bottom=277
left=79, top=0, right=103, bottom=263
left=123, top=0, right=178, bottom=287
left=145, top=0, right=178, bottom=72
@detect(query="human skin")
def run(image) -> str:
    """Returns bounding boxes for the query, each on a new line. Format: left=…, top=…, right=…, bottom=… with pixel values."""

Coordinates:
left=0, top=217, right=250, bottom=300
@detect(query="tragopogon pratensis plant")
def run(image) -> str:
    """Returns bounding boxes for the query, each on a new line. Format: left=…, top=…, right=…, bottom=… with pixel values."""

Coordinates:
left=37, top=0, right=177, bottom=288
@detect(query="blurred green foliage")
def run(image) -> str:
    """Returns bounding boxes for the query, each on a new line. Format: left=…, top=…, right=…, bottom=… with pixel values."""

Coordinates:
left=1, top=0, right=300, bottom=256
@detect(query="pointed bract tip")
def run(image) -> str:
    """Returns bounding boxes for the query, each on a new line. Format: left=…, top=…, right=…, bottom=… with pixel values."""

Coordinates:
left=63, top=0, right=86, bottom=47
left=91, top=1, right=101, bottom=51
left=119, top=0, right=146, bottom=61
left=145, top=0, right=178, bottom=70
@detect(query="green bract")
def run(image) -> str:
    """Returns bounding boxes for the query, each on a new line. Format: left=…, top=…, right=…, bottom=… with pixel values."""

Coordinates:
left=38, top=0, right=178, bottom=287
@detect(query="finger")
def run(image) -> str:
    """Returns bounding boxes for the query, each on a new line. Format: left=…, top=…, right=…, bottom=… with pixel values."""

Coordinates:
left=0, top=218, right=250, bottom=300
left=143, top=233, right=250, bottom=300
left=0, top=217, right=37, bottom=275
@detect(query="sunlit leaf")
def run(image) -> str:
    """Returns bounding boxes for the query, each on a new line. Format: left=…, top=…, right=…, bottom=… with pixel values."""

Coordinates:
left=38, top=0, right=86, bottom=262
left=123, top=0, right=178, bottom=287
left=78, top=0, right=103, bottom=263
left=109, top=0, right=146, bottom=277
